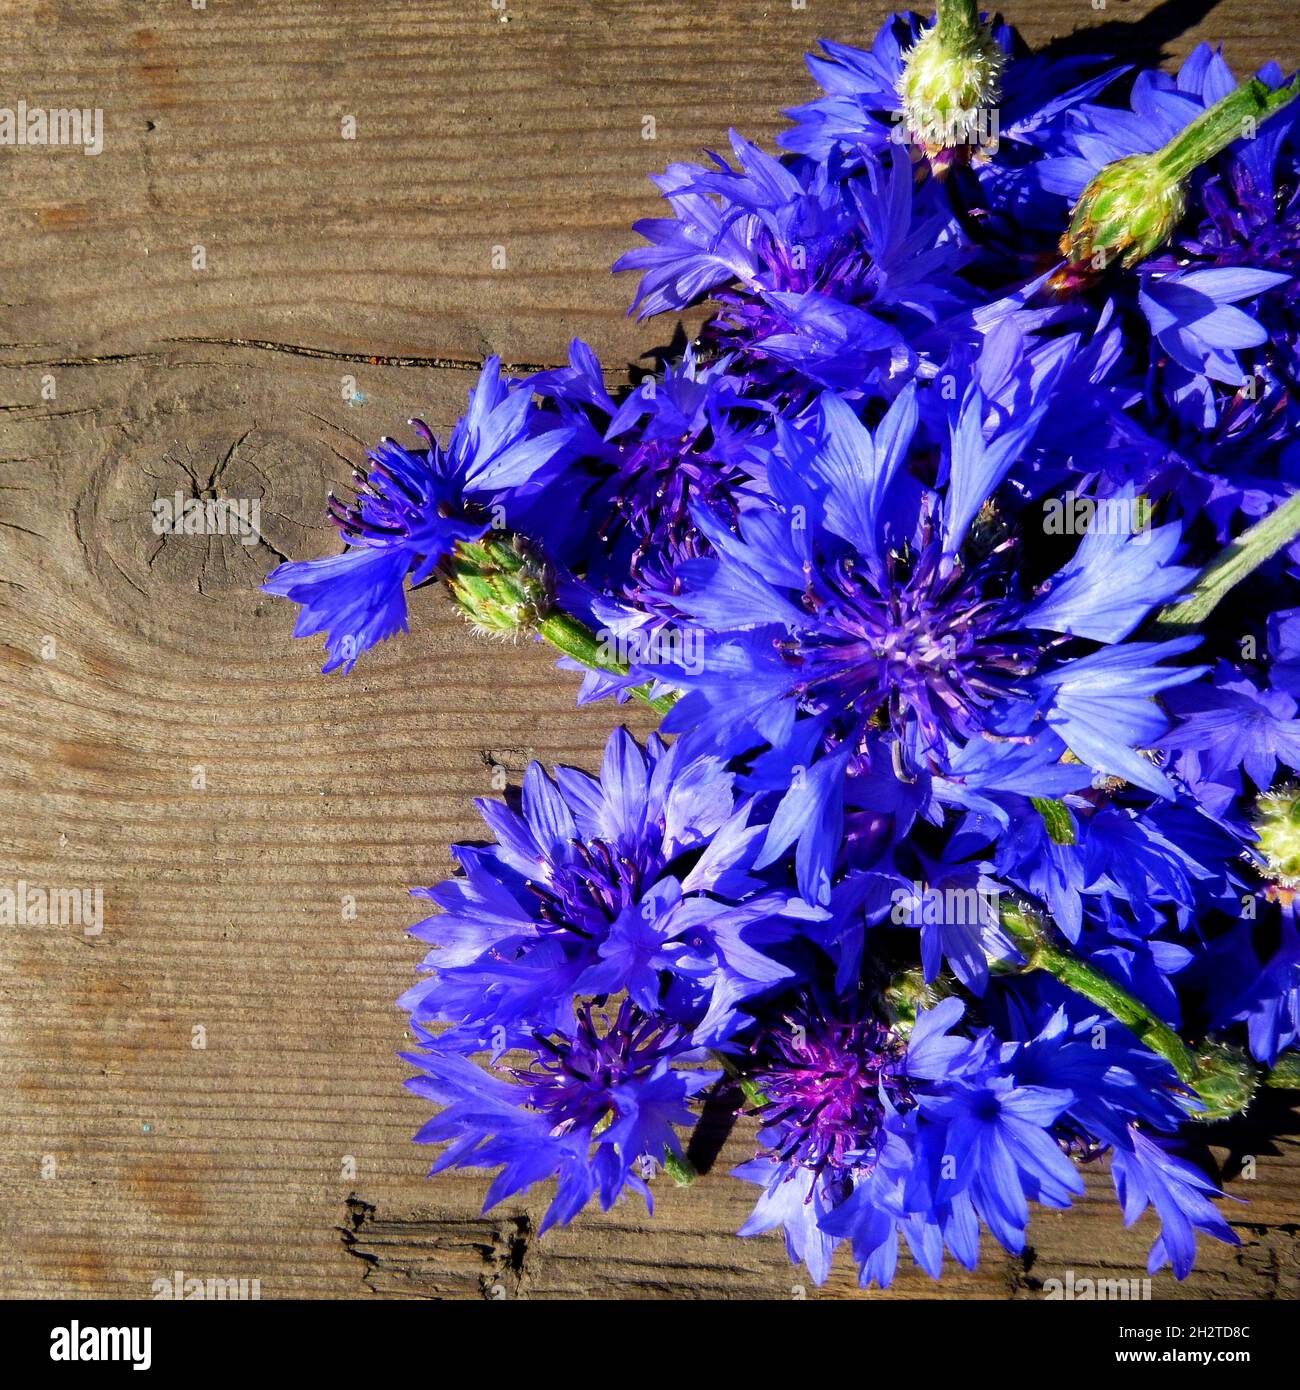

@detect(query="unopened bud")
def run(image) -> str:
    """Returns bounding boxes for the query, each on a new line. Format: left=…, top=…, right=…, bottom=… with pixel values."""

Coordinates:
left=445, top=535, right=553, bottom=638
left=1193, top=1041, right=1259, bottom=1122
left=898, top=16, right=1004, bottom=153
left=1253, top=783, right=1300, bottom=888
left=1062, top=153, right=1185, bottom=270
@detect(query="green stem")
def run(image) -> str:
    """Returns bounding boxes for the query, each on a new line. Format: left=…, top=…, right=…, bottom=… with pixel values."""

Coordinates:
left=936, top=0, right=982, bottom=49
left=537, top=609, right=676, bottom=717
left=710, top=1049, right=768, bottom=1107
left=999, top=903, right=1295, bottom=1119
left=1157, top=74, right=1300, bottom=181
left=1154, top=489, right=1300, bottom=633
left=447, top=535, right=677, bottom=717
left=1001, top=903, right=1200, bottom=1083
left=1030, top=796, right=1076, bottom=847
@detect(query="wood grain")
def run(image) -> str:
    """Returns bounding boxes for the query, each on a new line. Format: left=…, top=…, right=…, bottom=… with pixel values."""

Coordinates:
left=1, top=0, right=1297, bottom=1300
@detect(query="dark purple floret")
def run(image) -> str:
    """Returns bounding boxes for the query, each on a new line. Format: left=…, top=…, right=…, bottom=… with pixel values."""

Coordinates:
left=780, top=516, right=1039, bottom=759
left=327, top=422, right=463, bottom=551
left=510, top=1000, right=683, bottom=1137
left=750, top=1001, right=910, bottom=1178
left=524, top=836, right=661, bottom=940
left=600, top=428, right=743, bottom=566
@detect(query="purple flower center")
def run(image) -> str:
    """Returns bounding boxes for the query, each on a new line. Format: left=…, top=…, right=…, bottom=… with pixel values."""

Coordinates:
left=622, top=529, right=709, bottom=629
left=753, top=1011, right=909, bottom=1177
left=525, top=836, right=662, bottom=940
left=511, top=1001, right=677, bottom=1137
left=782, top=535, right=1036, bottom=760
left=600, top=433, right=743, bottom=576
left=328, top=422, right=475, bottom=555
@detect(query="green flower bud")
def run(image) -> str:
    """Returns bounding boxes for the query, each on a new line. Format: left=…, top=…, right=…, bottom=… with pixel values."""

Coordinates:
left=1192, top=1041, right=1259, bottom=1123
left=1265, top=1049, right=1300, bottom=1090
left=897, top=18, right=1004, bottom=153
left=1253, top=782, right=1300, bottom=888
left=1061, top=153, right=1186, bottom=270
left=445, top=534, right=553, bottom=638
left=883, top=967, right=959, bottom=1031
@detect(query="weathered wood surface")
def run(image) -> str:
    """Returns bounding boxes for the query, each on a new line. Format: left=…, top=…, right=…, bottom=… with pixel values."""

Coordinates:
left=1, top=0, right=1297, bottom=1300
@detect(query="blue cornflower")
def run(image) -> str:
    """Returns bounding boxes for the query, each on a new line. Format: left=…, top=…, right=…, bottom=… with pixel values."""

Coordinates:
left=615, top=136, right=968, bottom=395
left=777, top=13, right=925, bottom=164
left=1200, top=767, right=1300, bottom=1062
left=732, top=994, right=1212, bottom=1287
left=1124, top=82, right=1300, bottom=509
left=258, top=13, right=1300, bottom=1289
left=530, top=341, right=770, bottom=571
left=654, top=366, right=1204, bottom=902
left=1161, top=662, right=1300, bottom=792
left=262, top=359, right=573, bottom=672
left=522, top=342, right=779, bottom=706
left=957, top=772, right=1243, bottom=949
left=399, top=728, right=813, bottom=1049
left=735, top=995, right=991, bottom=1286
left=1170, top=84, right=1300, bottom=394
left=911, top=1072, right=1082, bottom=1255
left=886, top=857, right=1007, bottom=992
left=1110, top=1127, right=1240, bottom=1279
left=953, top=998, right=1238, bottom=1280
left=783, top=13, right=1126, bottom=167
left=404, top=1001, right=717, bottom=1231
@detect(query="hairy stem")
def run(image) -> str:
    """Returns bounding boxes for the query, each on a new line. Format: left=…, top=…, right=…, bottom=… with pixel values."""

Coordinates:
left=448, top=535, right=676, bottom=716
left=1001, top=902, right=1199, bottom=1082
left=1155, top=489, right=1300, bottom=633
left=1157, top=73, right=1300, bottom=181
left=537, top=610, right=677, bottom=717
left=936, top=0, right=983, bottom=50
left=661, top=1148, right=697, bottom=1186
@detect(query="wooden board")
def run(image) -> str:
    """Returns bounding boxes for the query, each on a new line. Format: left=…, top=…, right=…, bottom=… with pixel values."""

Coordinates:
left=1, top=0, right=1296, bottom=1300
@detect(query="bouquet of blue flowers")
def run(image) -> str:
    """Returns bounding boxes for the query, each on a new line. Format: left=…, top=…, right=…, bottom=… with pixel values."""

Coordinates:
left=263, top=3, right=1300, bottom=1287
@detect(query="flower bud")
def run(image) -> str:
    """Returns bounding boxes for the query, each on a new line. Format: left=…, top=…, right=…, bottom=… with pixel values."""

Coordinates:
left=897, top=17, right=1004, bottom=154
left=1061, top=153, right=1186, bottom=270
left=445, top=534, right=553, bottom=638
left=882, top=967, right=930, bottom=1030
left=1253, top=782, right=1300, bottom=888
left=1193, top=1041, right=1259, bottom=1122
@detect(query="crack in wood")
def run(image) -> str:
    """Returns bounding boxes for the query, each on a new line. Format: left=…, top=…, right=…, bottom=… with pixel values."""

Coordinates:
left=165, top=336, right=619, bottom=376
left=341, top=1195, right=533, bottom=1301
